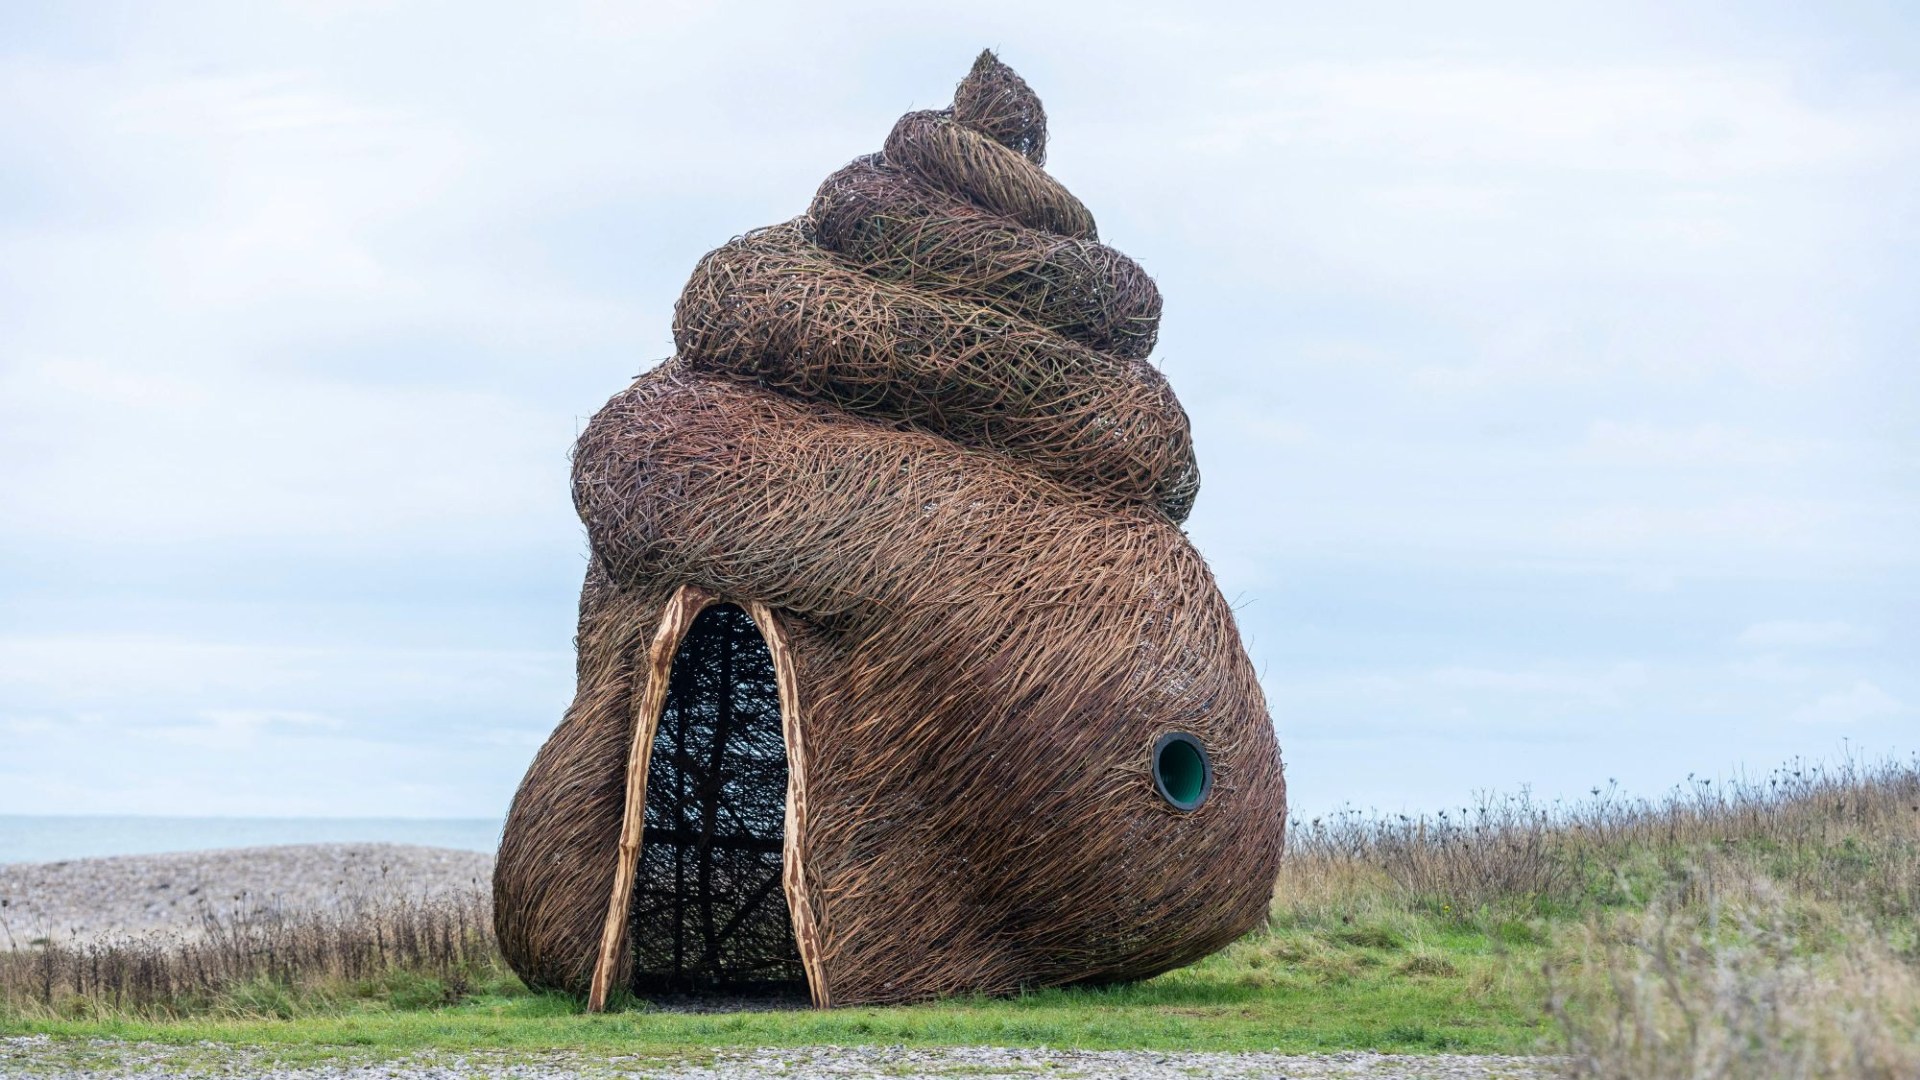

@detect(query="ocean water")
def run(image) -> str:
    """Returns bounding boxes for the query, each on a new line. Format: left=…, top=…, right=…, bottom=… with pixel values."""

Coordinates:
left=0, top=815, right=503, bottom=864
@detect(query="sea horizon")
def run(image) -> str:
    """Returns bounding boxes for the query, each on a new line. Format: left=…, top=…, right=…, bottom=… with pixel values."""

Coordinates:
left=0, top=814, right=504, bottom=865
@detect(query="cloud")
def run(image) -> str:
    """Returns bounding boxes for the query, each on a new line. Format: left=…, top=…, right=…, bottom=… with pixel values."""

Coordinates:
left=1549, top=499, right=1860, bottom=558
left=1583, top=421, right=1825, bottom=468
left=1736, top=620, right=1875, bottom=649
left=1203, top=61, right=1901, bottom=180
left=1431, top=663, right=1649, bottom=699
left=0, top=716, right=58, bottom=737
left=0, top=356, right=573, bottom=546
left=0, top=2, right=1914, bottom=819
left=0, top=634, right=570, bottom=711
left=474, top=728, right=550, bottom=748
left=149, top=709, right=342, bottom=748
left=1791, top=681, right=1904, bottom=725
left=1728, top=653, right=1815, bottom=684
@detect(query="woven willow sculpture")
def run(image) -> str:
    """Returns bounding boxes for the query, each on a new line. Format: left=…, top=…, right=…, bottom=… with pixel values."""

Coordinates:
left=494, top=51, right=1288, bottom=1009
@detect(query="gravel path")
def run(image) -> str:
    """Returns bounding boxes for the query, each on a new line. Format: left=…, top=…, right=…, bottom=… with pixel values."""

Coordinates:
left=0, top=1038, right=1558, bottom=1079
left=0, top=844, right=492, bottom=944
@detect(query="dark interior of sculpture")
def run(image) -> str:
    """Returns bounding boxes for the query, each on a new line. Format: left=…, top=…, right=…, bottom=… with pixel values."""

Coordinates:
left=626, top=604, right=805, bottom=996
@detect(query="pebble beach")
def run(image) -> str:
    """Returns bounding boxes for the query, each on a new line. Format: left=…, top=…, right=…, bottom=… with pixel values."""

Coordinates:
left=0, top=844, right=492, bottom=945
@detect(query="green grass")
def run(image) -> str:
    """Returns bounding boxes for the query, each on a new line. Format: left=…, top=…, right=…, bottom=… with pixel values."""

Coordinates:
left=0, top=906, right=1551, bottom=1055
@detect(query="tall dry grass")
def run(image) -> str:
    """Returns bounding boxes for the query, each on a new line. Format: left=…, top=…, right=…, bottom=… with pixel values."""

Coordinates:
left=0, top=890, right=503, bottom=1019
left=1279, top=753, right=1920, bottom=1078
left=1283, top=755, right=1920, bottom=918
left=1549, top=875, right=1919, bottom=1080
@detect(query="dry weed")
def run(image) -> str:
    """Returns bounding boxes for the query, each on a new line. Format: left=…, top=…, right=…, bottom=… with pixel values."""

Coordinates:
left=0, top=890, right=498, bottom=1018
left=1549, top=874, right=1919, bottom=1079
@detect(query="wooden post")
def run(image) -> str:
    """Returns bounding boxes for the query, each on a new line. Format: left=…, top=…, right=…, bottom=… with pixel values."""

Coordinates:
left=747, top=600, right=830, bottom=1008
left=586, top=584, right=713, bottom=1013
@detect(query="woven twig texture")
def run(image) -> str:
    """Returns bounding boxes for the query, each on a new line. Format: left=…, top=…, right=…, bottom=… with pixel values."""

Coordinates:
left=495, top=49, right=1287, bottom=1007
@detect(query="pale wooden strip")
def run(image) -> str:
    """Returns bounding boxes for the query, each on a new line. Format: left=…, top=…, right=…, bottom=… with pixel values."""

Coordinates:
left=747, top=600, right=830, bottom=1009
left=586, top=584, right=714, bottom=1013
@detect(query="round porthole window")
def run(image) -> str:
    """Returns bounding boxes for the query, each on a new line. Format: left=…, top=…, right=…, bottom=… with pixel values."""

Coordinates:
left=1152, top=732, right=1212, bottom=811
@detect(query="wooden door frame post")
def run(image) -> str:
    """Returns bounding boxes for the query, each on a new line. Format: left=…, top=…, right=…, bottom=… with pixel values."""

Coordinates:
left=747, top=600, right=830, bottom=1008
left=586, top=584, right=713, bottom=1012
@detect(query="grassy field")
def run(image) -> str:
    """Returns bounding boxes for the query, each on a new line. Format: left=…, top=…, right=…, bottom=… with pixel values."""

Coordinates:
left=0, top=898, right=1550, bottom=1054
left=5, top=755, right=1916, bottom=1077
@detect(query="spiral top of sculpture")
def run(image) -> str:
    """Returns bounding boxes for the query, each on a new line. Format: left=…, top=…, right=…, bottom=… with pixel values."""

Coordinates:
left=668, top=49, right=1196, bottom=524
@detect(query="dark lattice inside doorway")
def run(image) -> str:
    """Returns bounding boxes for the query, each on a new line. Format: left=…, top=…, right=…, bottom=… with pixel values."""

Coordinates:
left=628, top=604, right=806, bottom=996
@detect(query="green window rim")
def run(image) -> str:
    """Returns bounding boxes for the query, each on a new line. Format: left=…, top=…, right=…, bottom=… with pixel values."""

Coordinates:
left=1152, top=732, right=1213, bottom=811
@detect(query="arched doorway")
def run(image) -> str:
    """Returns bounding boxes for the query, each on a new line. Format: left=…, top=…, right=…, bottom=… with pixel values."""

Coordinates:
left=626, top=603, right=807, bottom=996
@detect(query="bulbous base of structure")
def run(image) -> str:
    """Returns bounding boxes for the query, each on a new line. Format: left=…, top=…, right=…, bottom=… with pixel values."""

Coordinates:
left=494, top=372, right=1287, bottom=1007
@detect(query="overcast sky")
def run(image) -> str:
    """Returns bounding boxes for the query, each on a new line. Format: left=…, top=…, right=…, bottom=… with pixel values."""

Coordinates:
left=2, top=1, right=1914, bottom=821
